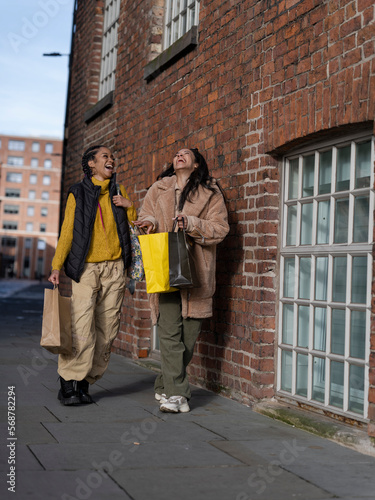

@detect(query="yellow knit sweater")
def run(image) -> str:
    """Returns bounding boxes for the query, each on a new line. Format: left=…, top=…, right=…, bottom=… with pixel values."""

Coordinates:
left=51, top=178, right=137, bottom=270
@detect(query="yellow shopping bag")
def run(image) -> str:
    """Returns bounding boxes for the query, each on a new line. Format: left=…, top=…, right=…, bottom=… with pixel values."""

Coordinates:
left=138, top=232, right=178, bottom=293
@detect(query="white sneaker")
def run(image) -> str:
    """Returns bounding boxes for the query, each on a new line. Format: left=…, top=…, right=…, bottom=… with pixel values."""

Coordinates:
left=160, top=395, right=190, bottom=413
left=155, top=393, right=167, bottom=404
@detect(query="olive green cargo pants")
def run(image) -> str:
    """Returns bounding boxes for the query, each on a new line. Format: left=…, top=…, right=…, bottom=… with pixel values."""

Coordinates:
left=154, top=291, right=202, bottom=399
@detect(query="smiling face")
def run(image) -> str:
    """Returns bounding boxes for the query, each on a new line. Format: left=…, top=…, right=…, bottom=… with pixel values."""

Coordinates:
left=172, top=149, right=198, bottom=177
left=88, top=147, right=115, bottom=181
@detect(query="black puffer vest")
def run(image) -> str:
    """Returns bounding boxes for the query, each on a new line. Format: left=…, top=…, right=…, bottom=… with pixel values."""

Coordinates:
left=64, top=175, right=131, bottom=283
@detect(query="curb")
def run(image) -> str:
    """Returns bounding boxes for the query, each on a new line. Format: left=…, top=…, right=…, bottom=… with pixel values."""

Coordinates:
left=254, top=399, right=375, bottom=457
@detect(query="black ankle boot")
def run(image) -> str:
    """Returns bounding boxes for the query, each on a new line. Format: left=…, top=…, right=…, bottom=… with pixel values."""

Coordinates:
left=77, top=379, right=94, bottom=404
left=58, top=377, right=80, bottom=405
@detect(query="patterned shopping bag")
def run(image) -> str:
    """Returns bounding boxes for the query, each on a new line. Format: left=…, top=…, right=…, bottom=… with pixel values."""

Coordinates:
left=128, top=224, right=145, bottom=281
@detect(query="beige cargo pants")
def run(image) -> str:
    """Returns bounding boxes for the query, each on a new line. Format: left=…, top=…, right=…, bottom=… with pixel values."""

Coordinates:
left=58, top=259, right=126, bottom=384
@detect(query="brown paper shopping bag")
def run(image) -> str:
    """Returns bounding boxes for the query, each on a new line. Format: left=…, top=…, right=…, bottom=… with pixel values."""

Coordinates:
left=40, top=286, right=72, bottom=354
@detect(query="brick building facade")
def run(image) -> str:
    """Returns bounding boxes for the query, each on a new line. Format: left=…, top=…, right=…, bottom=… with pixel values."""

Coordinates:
left=61, top=0, right=375, bottom=437
left=0, top=135, right=62, bottom=279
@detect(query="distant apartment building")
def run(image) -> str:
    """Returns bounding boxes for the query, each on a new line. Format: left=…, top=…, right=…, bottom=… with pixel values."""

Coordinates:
left=0, top=134, right=62, bottom=279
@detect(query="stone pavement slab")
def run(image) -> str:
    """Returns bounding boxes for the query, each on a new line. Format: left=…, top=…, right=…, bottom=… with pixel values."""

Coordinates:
left=0, top=422, right=58, bottom=445
left=0, top=405, right=59, bottom=424
left=111, top=465, right=331, bottom=500
left=15, top=470, right=132, bottom=500
left=46, top=401, right=154, bottom=424
left=282, top=447, right=375, bottom=498
left=29, top=440, right=243, bottom=470
left=213, top=432, right=375, bottom=499
left=187, top=413, right=302, bottom=440
left=0, top=444, right=43, bottom=472
left=44, top=419, right=221, bottom=444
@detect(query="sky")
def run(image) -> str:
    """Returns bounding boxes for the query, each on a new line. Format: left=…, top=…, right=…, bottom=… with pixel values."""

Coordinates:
left=0, top=0, right=74, bottom=139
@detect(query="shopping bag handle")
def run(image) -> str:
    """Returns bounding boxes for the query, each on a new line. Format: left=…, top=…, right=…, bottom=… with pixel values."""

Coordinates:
left=172, top=217, right=186, bottom=233
left=132, top=224, right=147, bottom=235
left=129, top=221, right=147, bottom=235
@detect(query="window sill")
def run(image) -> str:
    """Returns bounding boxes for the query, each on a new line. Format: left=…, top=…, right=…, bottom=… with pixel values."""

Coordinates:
left=84, top=91, right=114, bottom=123
left=144, top=26, right=198, bottom=82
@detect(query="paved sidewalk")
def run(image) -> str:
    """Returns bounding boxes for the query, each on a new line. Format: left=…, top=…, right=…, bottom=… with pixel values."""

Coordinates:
left=0, top=279, right=41, bottom=299
left=1, top=281, right=375, bottom=500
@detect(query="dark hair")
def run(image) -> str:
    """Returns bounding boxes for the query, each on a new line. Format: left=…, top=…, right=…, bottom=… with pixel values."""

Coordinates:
left=157, top=148, right=217, bottom=211
left=82, top=145, right=107, bottom=177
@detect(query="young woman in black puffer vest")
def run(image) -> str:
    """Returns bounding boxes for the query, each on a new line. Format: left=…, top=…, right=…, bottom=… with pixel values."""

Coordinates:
left=48, top=145, right=136, bottom=405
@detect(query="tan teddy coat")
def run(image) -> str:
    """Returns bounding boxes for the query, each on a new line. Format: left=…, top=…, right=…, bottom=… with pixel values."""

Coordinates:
left=139, top=175, right=229, bottom=324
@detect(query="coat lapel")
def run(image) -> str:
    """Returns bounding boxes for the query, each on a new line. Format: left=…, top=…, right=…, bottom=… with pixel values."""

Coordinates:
left=157, top=178, right=176, bottom=231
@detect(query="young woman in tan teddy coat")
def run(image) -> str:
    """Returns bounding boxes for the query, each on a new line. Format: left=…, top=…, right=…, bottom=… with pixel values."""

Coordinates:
left=134, top=147, right=229, bottom=413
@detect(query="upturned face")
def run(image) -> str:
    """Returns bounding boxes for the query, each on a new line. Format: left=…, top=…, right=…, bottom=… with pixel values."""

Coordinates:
left=89, top=147, right=115, bottom=181
left=172, top=149, right=198, bottom=176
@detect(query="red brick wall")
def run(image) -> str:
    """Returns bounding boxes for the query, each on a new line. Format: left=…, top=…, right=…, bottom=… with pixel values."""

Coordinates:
left=63, top=0, right=375, bottom=426
left=241, top=0, right=375, bottom=427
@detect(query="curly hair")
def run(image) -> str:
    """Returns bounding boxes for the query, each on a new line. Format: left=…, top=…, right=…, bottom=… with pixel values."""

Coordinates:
left=81, top=145, right=107, bottom=177
left=157, top=148, right=217, bottom=211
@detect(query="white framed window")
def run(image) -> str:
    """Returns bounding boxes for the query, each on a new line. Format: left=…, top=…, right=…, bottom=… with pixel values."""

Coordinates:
left=164, top=0, right=200, bottom=49
left=5, top=189, right=20, bottom=198
left=38, top=239, right=46, bottom=250
left=4, top=205, right=19, bottom=215
left=26, top=222, right=34, bottom=232
left=41, top=191, right=49, bottom=200
left=1, top=237, right=17, bottom=248
left=6, top=172, right=23, bottom=183
left=3, top=221, right=18, bottom=230
left=27, top=206, right=35, bottom=217
left=31, top=158, right=39, bottom=167
left=42, top=175, right=51, bottom=186
left=45, top=143, right=53, bottom=154
left=25, top=238, right=32, bottom=249
left=8, top=140, right=25, bottom=151
left=40, top=224, right=47, bottom=233
left=28, top=190, right=36, bottom=200
left=41, top=207, right=48, bottom=217
left=278, top=132, right=374, bottom=421
left=99, top=0, right=120, bottom=100
left=44, top=159, right=52, bottom=169
left=32, top=142, right=40, bottom=152
left=30, top=174, right=37, bottom=185
left=7, top=156, right=24, bottom=166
